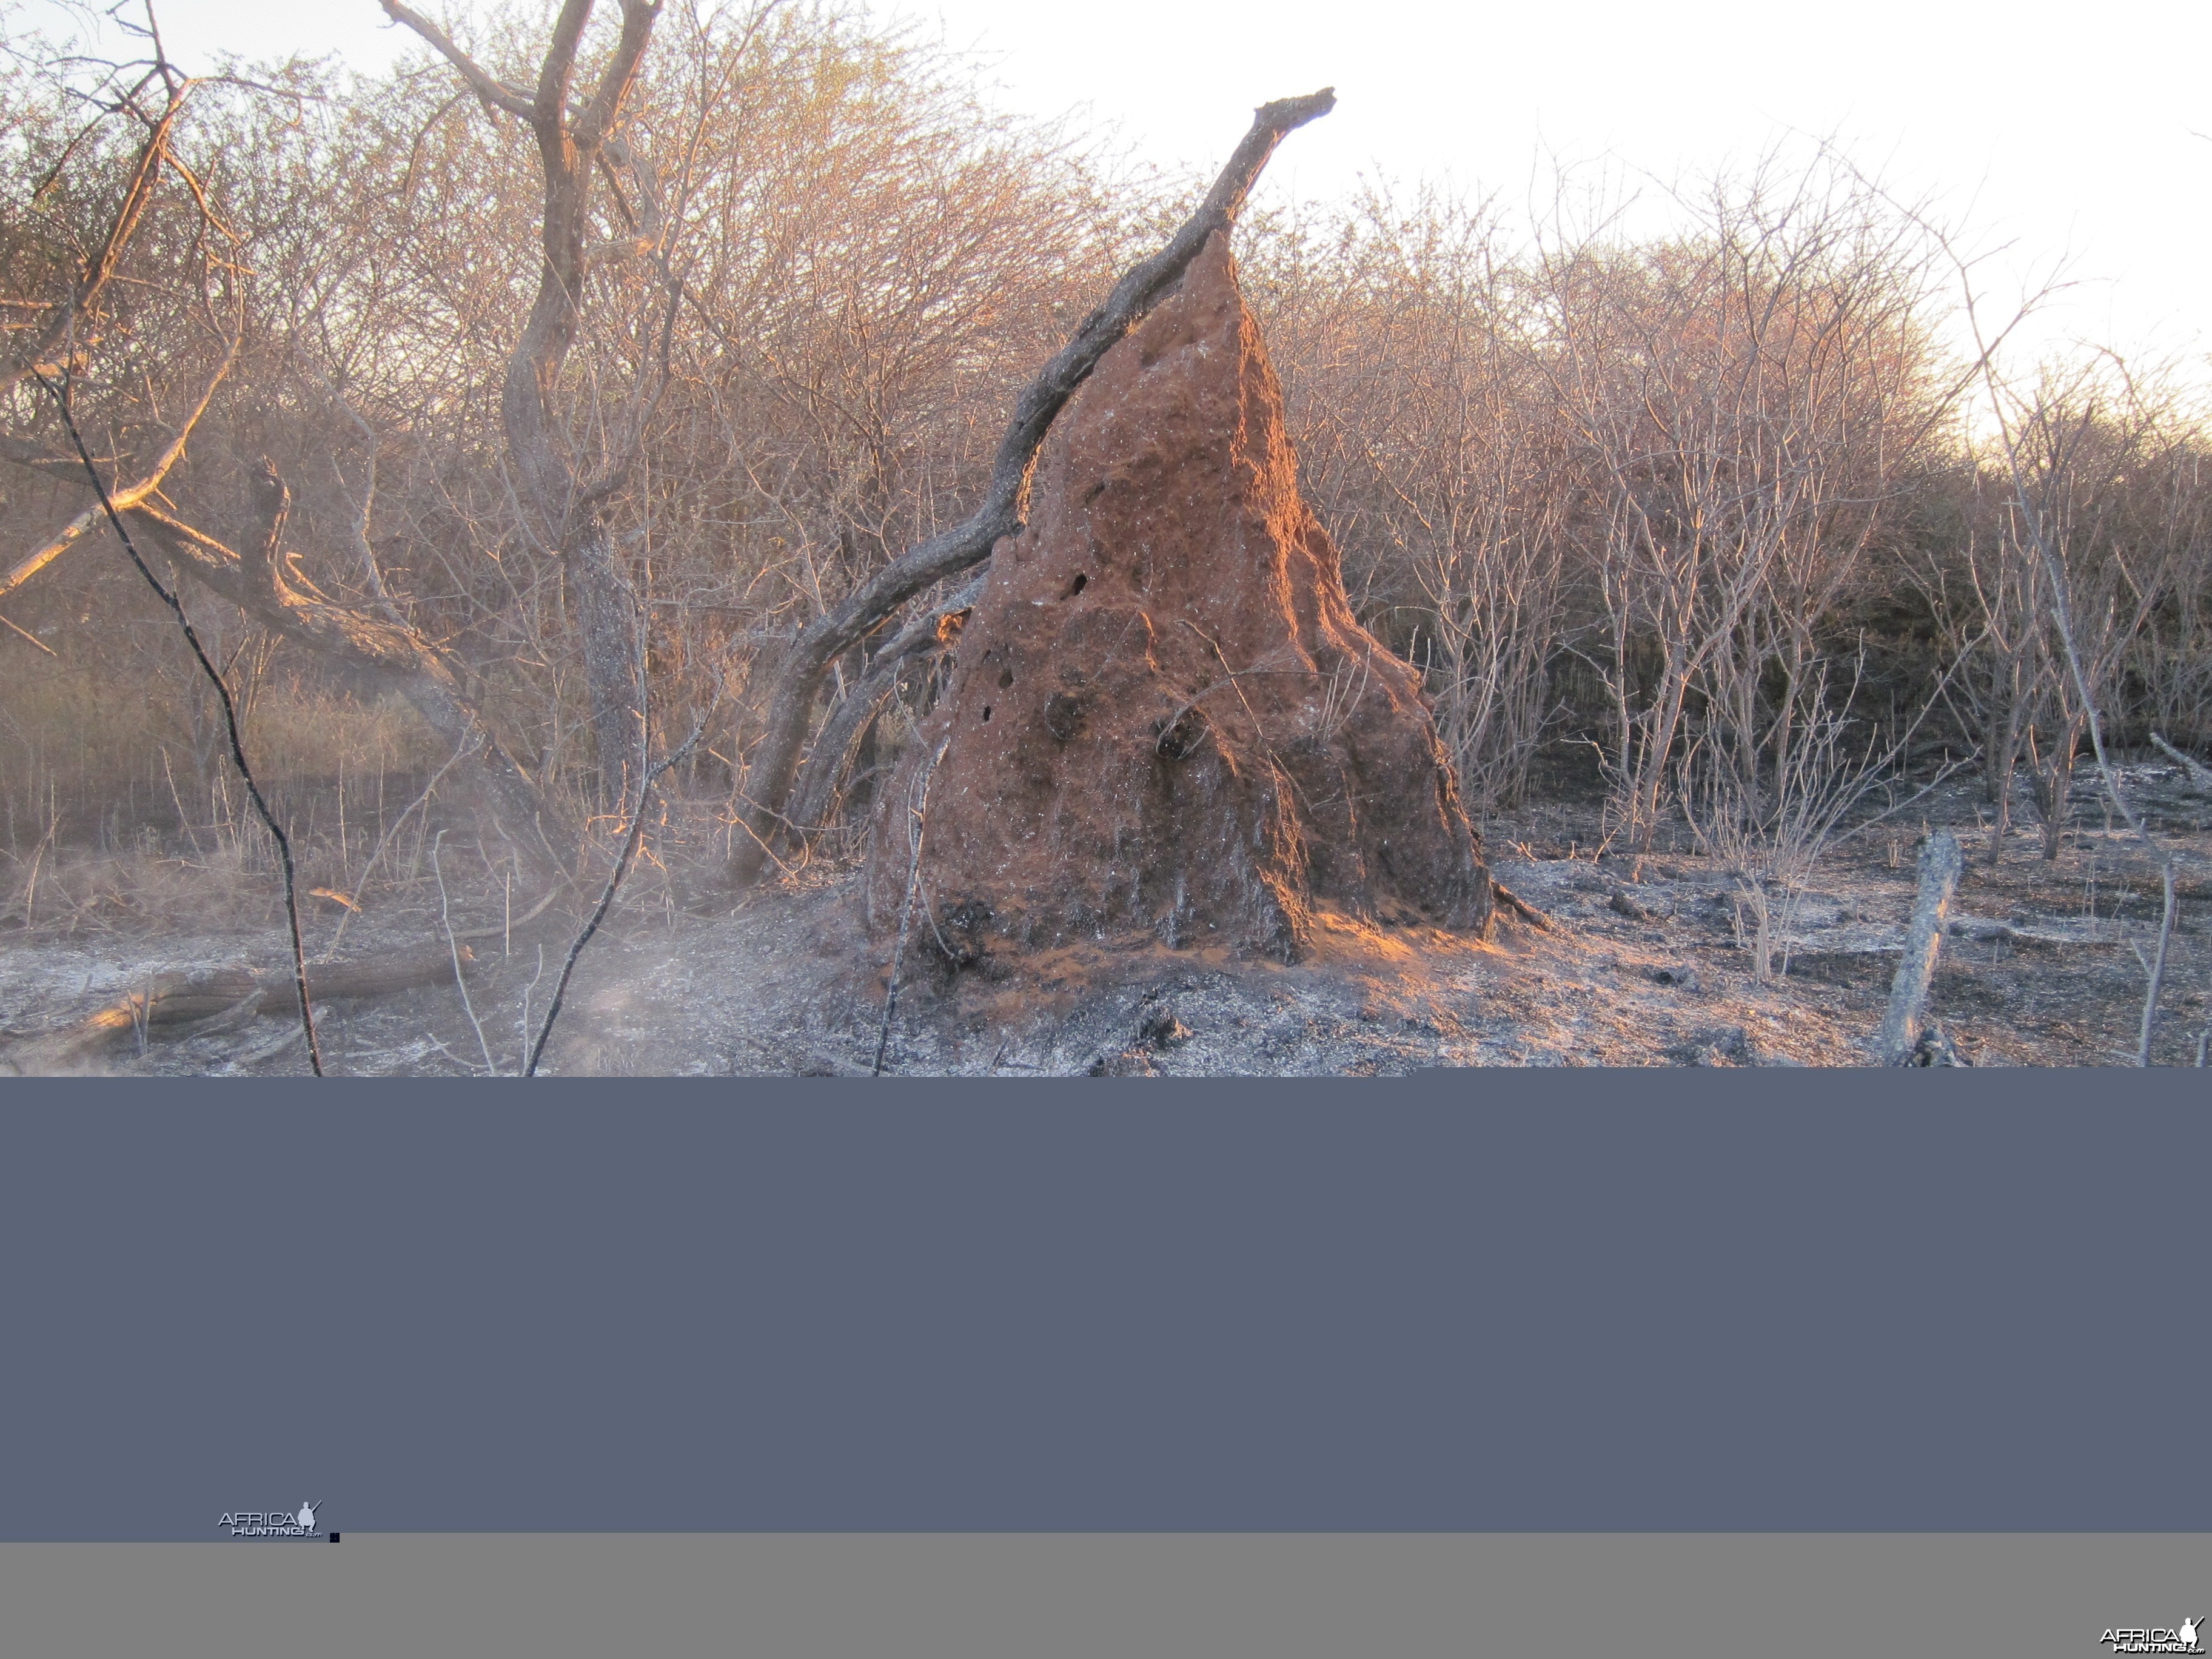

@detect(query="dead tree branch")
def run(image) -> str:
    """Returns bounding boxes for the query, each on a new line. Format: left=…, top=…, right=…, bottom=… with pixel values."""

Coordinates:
left=2151, top=731, right=2212, bottom=791
left=0, top=337, right=236, bottom=603
left=1489, top=882, right=1554, bottom=933
left=0, top=75, right=194, bottom=397
left=373, top=2, right=538, bottom=120
left=8, top=436, right=559, bottom=868
left=788, top=574, right=982, bottom=833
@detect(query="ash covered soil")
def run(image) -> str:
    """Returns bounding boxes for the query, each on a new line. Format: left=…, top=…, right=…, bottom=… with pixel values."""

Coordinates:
left=5, top=765, right=2209, bottom=1076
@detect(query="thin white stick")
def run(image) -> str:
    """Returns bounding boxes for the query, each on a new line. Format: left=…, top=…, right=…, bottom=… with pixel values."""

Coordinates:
left=874, top=739, right=948, bottom=1077
left=431, top=830, right=498, bottom=1074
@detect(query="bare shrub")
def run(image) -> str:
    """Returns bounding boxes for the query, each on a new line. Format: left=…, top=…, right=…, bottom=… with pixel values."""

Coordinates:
left=1526, top=154, right=1956, bottom=853
left=1677, top=656, right=1910, bottom=982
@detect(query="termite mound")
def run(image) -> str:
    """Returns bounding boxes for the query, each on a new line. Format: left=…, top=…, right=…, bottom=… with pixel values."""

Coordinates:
left=863, top=230, right=1492, bottom=964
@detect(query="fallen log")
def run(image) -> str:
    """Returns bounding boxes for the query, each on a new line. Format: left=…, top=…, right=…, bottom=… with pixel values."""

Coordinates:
left=7, top=946, right=477, bottom=1071
left=2150, top=732, right=2212, bottom=792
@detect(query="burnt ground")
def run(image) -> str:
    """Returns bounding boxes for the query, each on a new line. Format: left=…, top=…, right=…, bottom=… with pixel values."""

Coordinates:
left=3, top=759, right=2210, bottom=1076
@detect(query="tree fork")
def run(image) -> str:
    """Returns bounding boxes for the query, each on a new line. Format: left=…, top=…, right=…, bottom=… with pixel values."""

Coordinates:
left=788, top=575, right=984, bottom=835
left=726, top=88, right=1337, bottom=885
left=384, top=0, right=663, bottom=807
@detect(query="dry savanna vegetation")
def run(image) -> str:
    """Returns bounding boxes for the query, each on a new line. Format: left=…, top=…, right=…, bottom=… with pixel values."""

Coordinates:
left=3, top=1, right=2208, bottom=1075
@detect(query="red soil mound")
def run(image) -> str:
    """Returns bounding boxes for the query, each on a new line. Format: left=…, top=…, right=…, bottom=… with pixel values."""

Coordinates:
left=863, top=230, right=1493, bottom=962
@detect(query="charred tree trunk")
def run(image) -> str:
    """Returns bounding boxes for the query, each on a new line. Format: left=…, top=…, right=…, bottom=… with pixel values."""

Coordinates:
left=1877, top=830, right=1962, bottom=1064
left=566, top=519, right=647, bottom=802
left=8, top=947, right=480, bottom=1074
left=2025, top=716, right=2082, bottom=862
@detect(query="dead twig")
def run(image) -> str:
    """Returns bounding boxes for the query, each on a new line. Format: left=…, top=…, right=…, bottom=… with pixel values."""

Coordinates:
left=1489, top=882, right=1553, bottom=933
left=432, top=830, right=499, bottom=1074
left=874, top=738, right=949, bottom=1076
left=0, top=610, right=58, bottom=655
left=324, top=734, right=474, bottom=957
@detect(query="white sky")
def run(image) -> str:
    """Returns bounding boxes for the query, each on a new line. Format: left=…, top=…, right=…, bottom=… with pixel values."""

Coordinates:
left=17, top=0, right=2212, bottom=383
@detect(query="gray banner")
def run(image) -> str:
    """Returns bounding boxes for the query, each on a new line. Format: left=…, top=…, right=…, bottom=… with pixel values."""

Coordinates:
left=3, top=1533, right=2207, bottom=1658
left=5, top=1070, right=2208, bottom=1540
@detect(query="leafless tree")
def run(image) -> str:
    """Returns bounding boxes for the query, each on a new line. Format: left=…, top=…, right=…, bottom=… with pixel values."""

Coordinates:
left=0, top=13, right=562, bottom=875
left=1527, top=159, right=1951, bottom=852
left=1944, top=253, right=2188, bottom=1065
left=1994, top=370, right=2190, bottom=862
left=380, top=0, right=689, bottom=808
